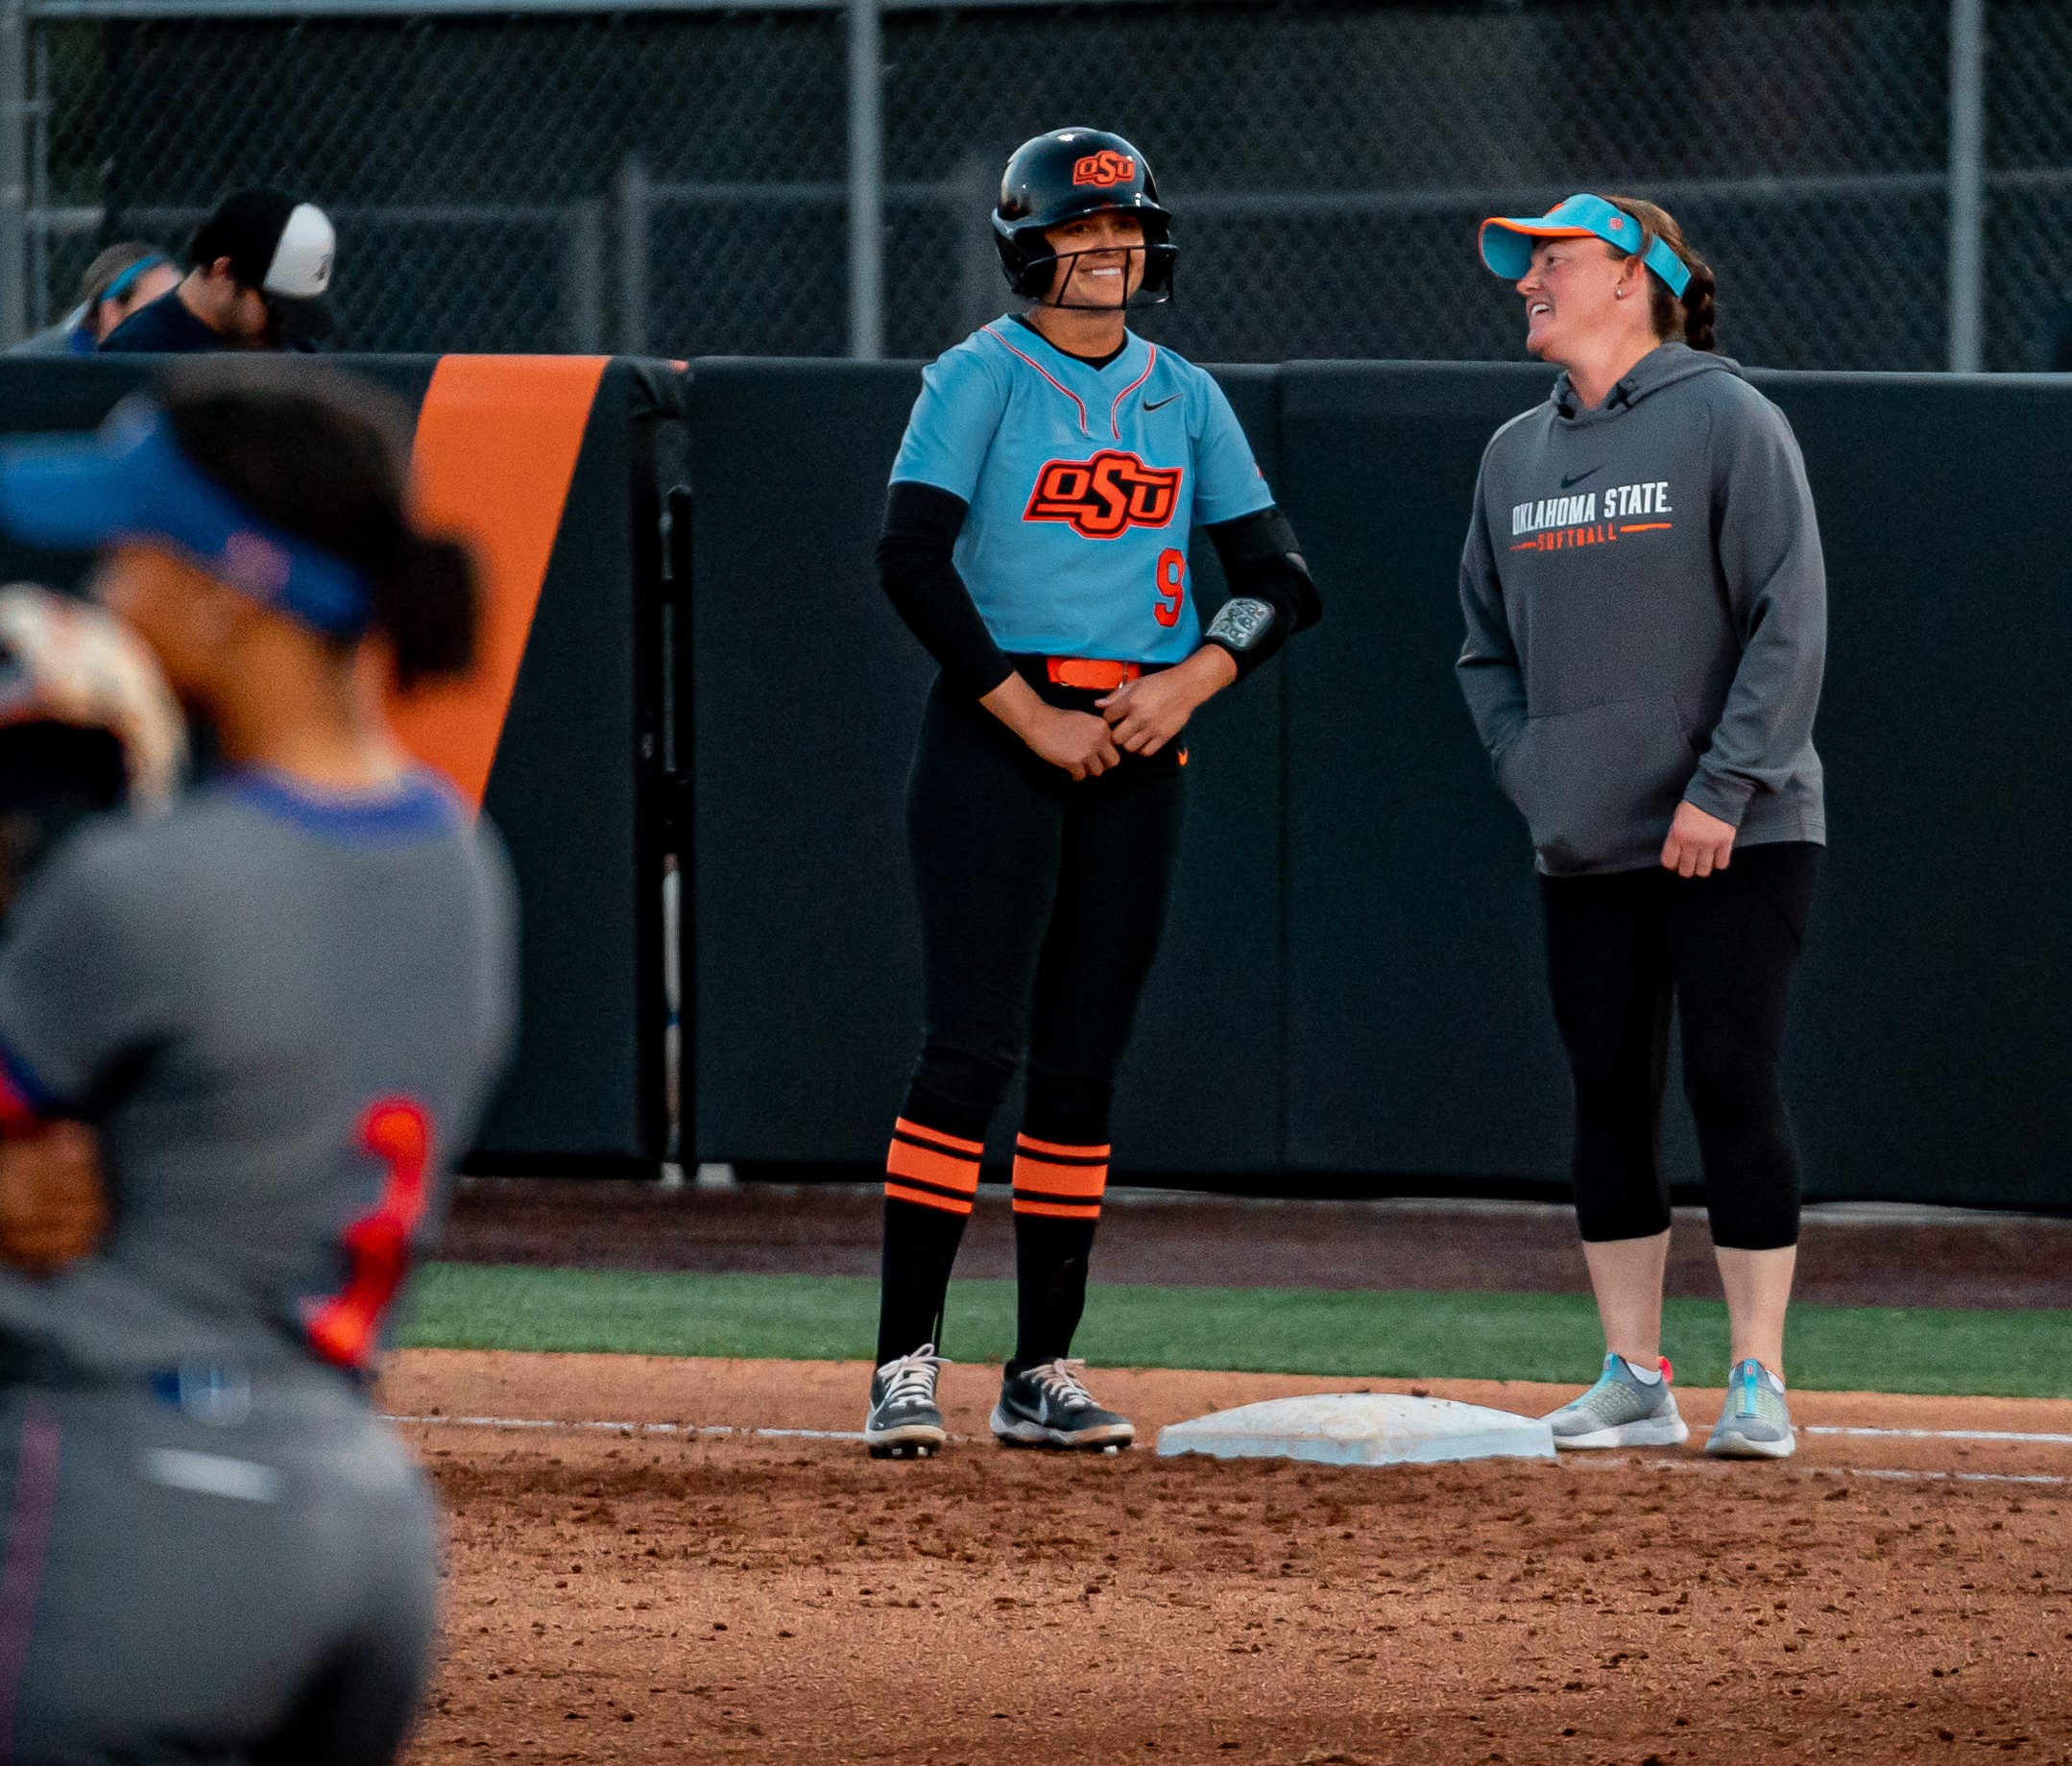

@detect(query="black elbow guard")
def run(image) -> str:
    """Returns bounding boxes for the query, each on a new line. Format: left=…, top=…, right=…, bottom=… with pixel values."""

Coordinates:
left=1201, top=506, right=1321, bottom=677
left=1210, top=505, right=1322, bottom=634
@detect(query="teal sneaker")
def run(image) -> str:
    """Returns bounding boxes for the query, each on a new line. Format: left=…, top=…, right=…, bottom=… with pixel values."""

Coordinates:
left=1542, top=1353, right=1689, bottom=1450
left=1705, top=1358, right=1796, bottom=1460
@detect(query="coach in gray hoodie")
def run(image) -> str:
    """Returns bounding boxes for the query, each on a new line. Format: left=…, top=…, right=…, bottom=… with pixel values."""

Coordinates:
left=1458, top=194, right=1825, bottom=1464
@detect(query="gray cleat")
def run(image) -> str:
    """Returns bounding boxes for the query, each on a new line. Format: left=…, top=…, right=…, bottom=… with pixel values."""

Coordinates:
left=864, top=1343, right=948, bottom=1459
left=990, top=1358, right=1134, bottom=1452
left=1704, top=1358, right=1796, bottom=1460
left=1543, top=1352, right=1690, bottom=1450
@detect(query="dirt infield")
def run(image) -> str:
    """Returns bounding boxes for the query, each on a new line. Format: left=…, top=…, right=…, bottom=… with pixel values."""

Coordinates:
left=388, top=1352, right=2072, bottom=1764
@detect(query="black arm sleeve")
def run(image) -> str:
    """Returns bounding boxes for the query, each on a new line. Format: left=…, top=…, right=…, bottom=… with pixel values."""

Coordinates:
left=1200, top=505, right=1323, bottom=680
left=876, top=481, right=1014, bottom=699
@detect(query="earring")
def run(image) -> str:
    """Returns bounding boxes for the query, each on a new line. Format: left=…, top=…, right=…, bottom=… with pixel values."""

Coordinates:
left=1615, top=288, right=1626, bottom=300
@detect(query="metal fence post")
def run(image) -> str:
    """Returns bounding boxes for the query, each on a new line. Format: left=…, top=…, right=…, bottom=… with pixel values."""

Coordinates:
left=0, top=0, right=27, bottom=348
left=27, top=17, right=44, bottom=331
left=568, top=197, right=604, bottom=353
left=618, top=154, right=649, bottom=357
left=1947, top=0, right=1986, bottom=374
left=847, top=0, right=883, bottom=359
left=954, top=152, right=999, bottom=339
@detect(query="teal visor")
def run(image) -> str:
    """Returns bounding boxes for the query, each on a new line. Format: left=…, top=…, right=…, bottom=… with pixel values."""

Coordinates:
left=1479, top=194, right=1691, bottom=299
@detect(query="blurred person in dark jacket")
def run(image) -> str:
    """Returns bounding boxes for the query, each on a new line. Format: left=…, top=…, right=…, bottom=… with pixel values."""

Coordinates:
left=10, top=245, right=180, bottom=356
left=101, top=189, right=334, bottom=354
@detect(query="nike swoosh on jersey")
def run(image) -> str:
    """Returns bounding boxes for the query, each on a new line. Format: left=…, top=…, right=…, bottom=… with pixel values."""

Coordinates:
left=1143, top=393, right=1181, bottom=411
left=1560, top=465, right=1603, bottom=488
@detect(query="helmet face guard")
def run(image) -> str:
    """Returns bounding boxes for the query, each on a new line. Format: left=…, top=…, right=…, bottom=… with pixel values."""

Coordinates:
left=997, top=229, right=1178, bottom=308
left=993, top=129, right=1176, bottom=306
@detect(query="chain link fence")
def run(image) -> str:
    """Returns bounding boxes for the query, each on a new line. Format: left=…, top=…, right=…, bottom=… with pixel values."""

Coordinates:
left=16, top=0, right=2072, bottom=370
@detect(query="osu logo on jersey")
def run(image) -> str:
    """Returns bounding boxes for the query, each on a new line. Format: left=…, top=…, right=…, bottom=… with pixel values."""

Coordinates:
left=1072, top=150, right=1137, bottom=188
left=1024, top=450, right=1182, bottom=540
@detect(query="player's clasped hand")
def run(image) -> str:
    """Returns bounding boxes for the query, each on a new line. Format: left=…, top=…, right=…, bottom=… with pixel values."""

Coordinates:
left=1660, top=799, right=1738, bottom=878
left=0, top=1121, right=108, bottom=1275
left=1027, top=706, right=1122, bottom=781
left=1098, top=647, right=1236, bottom=757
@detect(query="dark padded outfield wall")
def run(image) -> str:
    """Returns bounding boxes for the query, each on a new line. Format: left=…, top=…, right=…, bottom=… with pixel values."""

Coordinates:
left=1755, top=372, right=2072, bottom=1209
left=692, top=357, right=2072, bottom=1211
left=0, top=355, right=681, bottom=1171
left=12, top=355, right=2067, bottom=1204
left=687, top=359, right=1286, bottom=1173
left=1277, top=362, right=2072, bottom=1210
left=1277, top=363, right=1575, bottom=1184
left=687, top=361, right=927, bottom=1167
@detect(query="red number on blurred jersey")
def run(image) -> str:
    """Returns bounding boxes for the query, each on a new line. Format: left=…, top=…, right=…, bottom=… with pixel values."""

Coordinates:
left=1154, top=548, right=1186, bottom=627
left=303, top=1098, right=433, bottom=1370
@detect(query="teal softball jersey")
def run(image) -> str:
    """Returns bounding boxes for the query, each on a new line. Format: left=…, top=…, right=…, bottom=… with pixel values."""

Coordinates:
left=890, top=317, right=1274, bottom=665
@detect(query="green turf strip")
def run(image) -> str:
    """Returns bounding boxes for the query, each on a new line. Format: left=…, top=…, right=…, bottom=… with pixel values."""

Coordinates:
left=397, top=1263, right=2072, bottom=1400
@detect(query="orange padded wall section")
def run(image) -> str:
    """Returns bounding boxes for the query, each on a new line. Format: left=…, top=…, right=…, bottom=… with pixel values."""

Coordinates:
left=389, top=354, right=609, bottom=806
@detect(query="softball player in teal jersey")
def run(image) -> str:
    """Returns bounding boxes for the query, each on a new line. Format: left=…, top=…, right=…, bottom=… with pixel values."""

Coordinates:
left=864, top=128, right=1321, bottom=1457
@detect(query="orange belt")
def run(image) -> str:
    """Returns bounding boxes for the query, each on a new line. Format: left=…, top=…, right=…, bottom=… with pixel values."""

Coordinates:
left=1046, top=657, right=1142, bottom=691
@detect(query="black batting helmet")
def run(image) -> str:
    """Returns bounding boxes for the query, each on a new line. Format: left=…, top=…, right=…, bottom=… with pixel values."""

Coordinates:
left=992, top=127, right=1175, bottom=304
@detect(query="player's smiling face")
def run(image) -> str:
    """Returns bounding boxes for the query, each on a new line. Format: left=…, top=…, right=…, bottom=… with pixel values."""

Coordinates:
left=1517, top=236, right=1637, bottom=364
left=1042, top=211, right=1146, bottom=308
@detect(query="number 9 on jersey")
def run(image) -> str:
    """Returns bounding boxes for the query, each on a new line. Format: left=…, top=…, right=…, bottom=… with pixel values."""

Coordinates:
left=1154, top=548, right=1186, bottom=628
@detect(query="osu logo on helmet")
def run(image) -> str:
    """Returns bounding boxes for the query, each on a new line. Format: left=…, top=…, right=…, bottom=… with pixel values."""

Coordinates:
left=1024, top=450, right=1182, bottom=540
left=1072, top=150, right=1137, bottom=188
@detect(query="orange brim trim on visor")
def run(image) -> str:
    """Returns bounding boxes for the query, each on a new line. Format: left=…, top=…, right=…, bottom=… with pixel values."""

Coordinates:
left=1478, top=195, right=1689, bottom=295
left=1478, top=217, right=1597, bottom=280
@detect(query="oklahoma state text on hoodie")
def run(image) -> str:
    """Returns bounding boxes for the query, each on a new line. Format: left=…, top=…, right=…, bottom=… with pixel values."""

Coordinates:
left=1457, top=342, right=1826, bottom=877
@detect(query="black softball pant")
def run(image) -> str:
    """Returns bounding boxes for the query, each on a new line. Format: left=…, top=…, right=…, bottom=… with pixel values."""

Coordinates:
left=877, top=666, right=1184, bottom=1368
left=1538, top=841, right=1820, bottom=1251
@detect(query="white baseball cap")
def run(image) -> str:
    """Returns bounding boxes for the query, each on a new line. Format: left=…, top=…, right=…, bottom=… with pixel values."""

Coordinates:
left=189, top=187, right=337, bottom=342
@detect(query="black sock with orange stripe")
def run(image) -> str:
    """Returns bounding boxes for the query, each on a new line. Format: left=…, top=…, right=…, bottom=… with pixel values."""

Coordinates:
left=877, top=1198, right=967, bottom=1367
left=1007, top=1082, right=1111, bottom=1372
left=1010, top=1213, right=1096, bottom=1373
left=876, top=1086, right=990, bottom=1367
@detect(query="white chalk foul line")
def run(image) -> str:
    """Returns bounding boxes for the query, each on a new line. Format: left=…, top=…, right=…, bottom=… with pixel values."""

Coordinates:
left=1805, top=1425, right=2072, bottom=1447
left=1607, top=1456, right=2068, bottom=1488
left=386, top=1414, right=2072, bottom=1450
left=383, top=1415, right=2070, bottom=1484
left=384, top=1413, right=868, bottom=1442
left=1836, top=1467, right=2068, bottom=1487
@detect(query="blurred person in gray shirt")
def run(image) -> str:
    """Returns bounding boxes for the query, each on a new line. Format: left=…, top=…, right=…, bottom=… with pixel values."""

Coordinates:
left=0, top=362, right=512, bottom=1762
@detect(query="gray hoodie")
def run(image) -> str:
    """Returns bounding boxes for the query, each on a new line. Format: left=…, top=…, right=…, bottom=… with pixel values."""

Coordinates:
left=1458, top=342, right=1825, bottom=876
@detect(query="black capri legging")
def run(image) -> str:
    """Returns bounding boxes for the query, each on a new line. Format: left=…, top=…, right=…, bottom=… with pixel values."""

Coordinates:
left=902, top=660, right=1185, bottom=1142
left=1538, top=841, right=1820, bottom=1251
left=874, top=663, right=1184, bottom=1367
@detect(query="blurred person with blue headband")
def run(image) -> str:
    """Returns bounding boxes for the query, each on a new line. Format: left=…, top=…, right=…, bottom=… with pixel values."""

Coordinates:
left=0, top=360, right=513, bottom=1761
left=9, top=244, right=180, bottom=356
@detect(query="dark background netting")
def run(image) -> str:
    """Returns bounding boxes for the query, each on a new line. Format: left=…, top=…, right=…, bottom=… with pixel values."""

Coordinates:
left=24, top=0, right=2072, bottom=369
